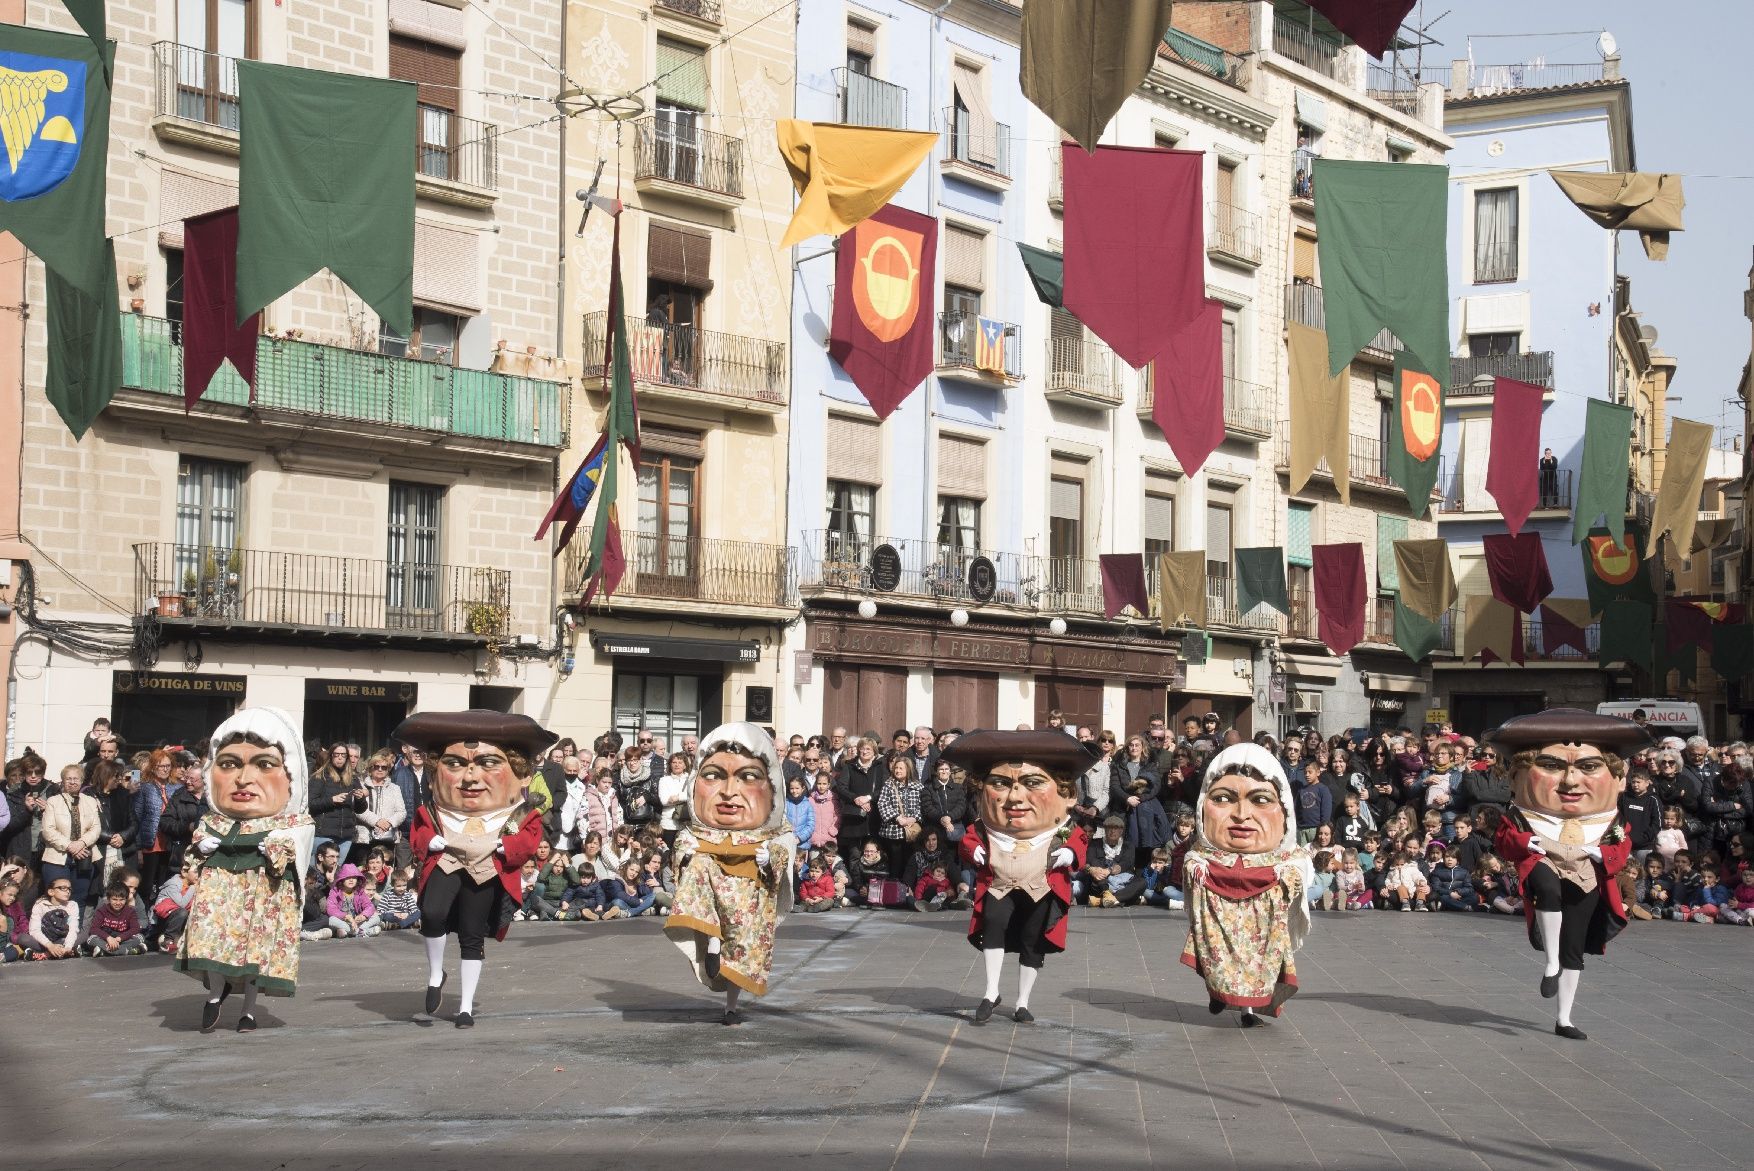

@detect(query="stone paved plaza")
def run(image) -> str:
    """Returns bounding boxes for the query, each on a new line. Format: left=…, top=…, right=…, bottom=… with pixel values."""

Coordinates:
left=7, top=905, right=1754, bottom=1170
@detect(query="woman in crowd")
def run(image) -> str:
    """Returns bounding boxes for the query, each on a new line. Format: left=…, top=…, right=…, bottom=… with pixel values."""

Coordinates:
left=132, top=748, right=182, bottom=896
left=41, top=763, right=102, bottom=910
left=875, top=754, right=925, bottom=873
left=89, top=759, right=136, bottom=892
left=1112, top=735, right=1170, bottom=869
left=832, top=735, right=883, bottom=855
left=572, top=829, right=616, bottom=883
left=656, top=750, right=693, bottom=847
left=309, top=742, right=365, bottom=866
left=356, top=750, right=407, bottom=856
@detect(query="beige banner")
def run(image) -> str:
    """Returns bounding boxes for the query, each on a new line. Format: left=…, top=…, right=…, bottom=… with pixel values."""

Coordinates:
left=1463, top=595, right=1517, bottom=663
left=1649, top=418, right=1713, bottom=563
left=1288, top=321, right=1351, bottom=505
left=1157, top=550, right=1207, bottom=632
left=1392, top=538, right=1457, bottom=622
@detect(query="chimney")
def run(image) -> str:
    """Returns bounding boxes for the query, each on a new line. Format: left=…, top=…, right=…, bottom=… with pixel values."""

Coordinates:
left=1603, top=52, right=1622, bottom=81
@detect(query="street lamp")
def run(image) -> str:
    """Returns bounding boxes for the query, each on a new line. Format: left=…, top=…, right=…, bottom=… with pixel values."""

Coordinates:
left=857, top=599, right=878, bottom=619
left=1048, top=617, right=1068, bottom=636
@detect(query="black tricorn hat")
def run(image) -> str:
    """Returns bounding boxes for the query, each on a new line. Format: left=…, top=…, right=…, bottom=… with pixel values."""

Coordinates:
left=940, top=729, right=1100, bottom=778
left=1483, top=708, right=1652, bottom=756
left=391, top=710, right=558, bottom=759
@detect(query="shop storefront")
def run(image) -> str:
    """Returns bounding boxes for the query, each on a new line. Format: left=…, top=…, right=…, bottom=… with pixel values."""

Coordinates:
left=111, top=671, right=246, bottom=751
left=592, top=632, right=764, bottom=742
left=304, top=679, right=417, bottom=751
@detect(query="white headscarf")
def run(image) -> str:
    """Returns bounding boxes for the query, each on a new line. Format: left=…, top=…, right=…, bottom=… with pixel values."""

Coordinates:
left=1191, top=742, right=1313, bottom=951
left=207, top=706, right=316, bottom=884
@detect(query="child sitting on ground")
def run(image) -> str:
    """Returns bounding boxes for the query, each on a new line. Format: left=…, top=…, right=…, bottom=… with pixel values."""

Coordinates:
left=819, top=841, right=851, bottom=907
left=325, top=863, right=381, bottom=938
left=152, top=857, right=200, bottom=954
left=1655, top=807, right=1688, bottom=864
left=300, top=871, right=331, bottom=940
left=377, top=867, right=421, bottom=930
left=1474, top=852, right=1521, bottom=914
left=83, top=877, right=147, bottom=956
left=1615, top=856, right=1641, bottom=923
left=0, top=879, right=26, bottom=963
left=1726, top=868, right=1754, bottom=926
left=1308, top=850, right=1339, bottom=910
left=1142, top=847, right=1183, bottom=909
left=26, top=874, right=80, bottom=959
left=913, top=860, right=955, bottom=911
left=849, top=840, right=908, bottom=908
left=1635, top=854, right=1675, bottom=920
left=1429, top=846, right=1478, bottom=912
left=1335, top=848, right=1368, bottom=910
left=798, top=857, right=838, bottom=912
left=1382, top=848, right=1430, bottom=912
left=1682, top=862, right=1730, bottom=924
left=1420, top=808, right=1450, bottom=849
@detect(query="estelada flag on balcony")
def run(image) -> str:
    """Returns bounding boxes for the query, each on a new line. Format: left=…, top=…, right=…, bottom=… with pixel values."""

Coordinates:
left=534, top=435, right=607, bottom=553
left=1539, top=599, right=1594, bottom=659
left=973, top=318, right=1008, bottom=376
left=1099, top=554, right=1149, bottom=620
left=182, top=207, right=259, bottom=409
left=1649, top=418, right=1713, bottom=563
left=1020, top=0, right=1175, bottom=151
left=1299, top=0, right=1418, bottom=59
left=1483, top=531, right=1552, bottom=614
left=1580, top=523, right=1653, bottom=616
left=236, top=62, right=415, bottom=334
left=1385, top=351, right=1443, bottom=518
left=1150, top=298, right=1225, bottom=477
left=1235, top=548, right=1289, bottom=617
left=775, top=121, right=937, bottom=249
left=1551, top=171, right=1684, bottom=261
left=1312, top=542, right=1366, bottom=657
left=1312, top=159, right=1448, bottom=380
left=1061, top=144, right=1204, bottom=369
left=1487, top=376, right=1546, bottom=535
left=829, top=202, right=936, bottom=419
left=1572, top=398, right=1634, bottom=545
left=1287, top=321, right=1351, bottom=505
left=1392, top=538, right=1455, bottom=623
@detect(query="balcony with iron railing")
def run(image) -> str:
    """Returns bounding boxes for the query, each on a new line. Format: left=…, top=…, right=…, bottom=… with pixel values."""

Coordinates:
left=1160, top=27, right=1252, bottom=91
left=1450, top=350, right=1555, bottom=394
left=632, top=117, right=745, bottom=205
left=654, top=0, right=723, bottom=26
left=118, top=314, right=568, bottom=448
left=937, top=311, right=1022, bottom=382
left=583, top=312, right=787, bottom=411
left=1436, top=461, right=1572, bottom=516
left=834, top=67, right=908, bottom=130
left=1147, top=566, right=1283, bottom=633
left=1435, top=606, right=1601, bottom=662
left=1137, top=373, right=1273, bottom=442
left=151, top=42, right=498, bottom=198
left=1274, top=431, right=1400, bottom=493
left=1044, top=329, right=1124, bottom=408
left=800, top=531, right=1037, bottom=608
left=1271, top=12, right=1344, bottom=81
left=566, top=530, right=796, bottom=611
left=135, top=542, right=510, bottom=646
left=941, top=106, right=1011, bottom=190
left=1209, top=202, right=1263, bottom=266
left=1285, top=280, right=1400, bottom=358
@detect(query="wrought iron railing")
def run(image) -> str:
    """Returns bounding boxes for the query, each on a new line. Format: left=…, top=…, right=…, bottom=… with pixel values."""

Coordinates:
left=1473, top=240, right=1518, bottom=283
left=1272, top=13, right=1344, bottom=80
left=937, top=311, right=1022, bottom=380
left=799, top=531, right=1037, bottom=608
left=1450, top=351, right=1554, bottom=393
left=1464, top=62, right=1605, bottom=94
left=1285, top=281, right=1400, bottom=356
left=1437, top=462, right=1571, bottom=513
left=416, top=112, right=499, bottom=191
left=654, top=0, right=722, bottom=24
left=632, top=117, right=745, bottom=199
left=1274, top=431, right=1397, bottom=489
left=834, top=67, right=907, bottom=129
left=1161, top=28, right=1252, bottom=90
left=1146, top=564, right=1282, bottom=631
left=1046, top=329, right=1123, bottom=405
left=1210, top=201, right=1263, bottom=264
left=1436, top=606, right=1600, bottom=660
left=1223, top=377, right=1274, bottom=438
left=1286, top=585, right=1317, bottom=640
left=120, top=315, right=567, bottom=446
left=942, top=106, right=1012, bottom=179
left=583, top=312, right=787, bottom=407
left=135, top=542, right=510, bottom=638
left=568, top=531, right=795, bottom=608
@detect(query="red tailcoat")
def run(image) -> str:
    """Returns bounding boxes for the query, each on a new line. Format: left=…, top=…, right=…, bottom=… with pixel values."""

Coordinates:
left=411, top=803, right=544, bottom=942
left=1495, top=815, right=1631, bottom=957
left=960, top=822, right=1089, bottom=955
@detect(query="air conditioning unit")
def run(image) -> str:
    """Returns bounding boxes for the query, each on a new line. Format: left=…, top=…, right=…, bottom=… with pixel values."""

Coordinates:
left=1292, top=687, right=1324, bottom=715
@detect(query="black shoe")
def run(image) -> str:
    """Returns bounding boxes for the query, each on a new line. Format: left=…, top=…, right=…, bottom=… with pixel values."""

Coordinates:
left=199, top=985, right=231, bottom=1033
left=236, top=1014, right=257, bottom=1034
left=703, top=950, right=721, bottom=982
left=1554, top=1023, right=1587, bottom=1041
left=454, top=1011, right=474, bottom=1029
left=1013, top=1007, right=1035, bottom=1024
left=1539, top=973, right=1559, bottom=999
left=1239, top=1011, right=1262, bottom=1029
left=1208, top=997, right=1226, bottom=1015
left=973, top=996, right=1001, bottom=1025
left=722, top=1009, right=743, bottom=1027
left=425, top=975, right=446, bottom=1015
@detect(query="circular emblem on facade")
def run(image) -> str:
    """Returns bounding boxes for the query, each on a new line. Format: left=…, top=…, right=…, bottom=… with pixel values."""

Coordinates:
left=966, top=556, right=997, bottom=605
left=868, top=543, right=903, bottom=592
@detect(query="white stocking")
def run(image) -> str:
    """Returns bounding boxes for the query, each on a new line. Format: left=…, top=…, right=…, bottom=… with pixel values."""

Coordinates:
left=982, top=948, right=1005, bottom=1001
left=1537, top=911, right=1563, bottom=977
left=1016, top=965, right=1038, bottom=1010
left=725, top=985, right=742, bottom=1014
left=706, top=936, right=723, bottom=955
left=458, top=958, right=483, bottom=1015
left=424, top=934, right=446, bottom=987
left=241, top=979, right=259, bottom=1018
left=1556, top=969, right=1580, bottom=1027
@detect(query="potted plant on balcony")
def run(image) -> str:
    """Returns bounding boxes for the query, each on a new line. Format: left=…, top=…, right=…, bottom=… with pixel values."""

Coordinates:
left=157, top=571, right=189, bottom=619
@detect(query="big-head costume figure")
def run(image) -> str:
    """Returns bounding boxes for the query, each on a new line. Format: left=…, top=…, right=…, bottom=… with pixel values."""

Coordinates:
left=1181, top=743, right=1313, bottom=1026
left=946, top=730, right=1093, bottom=1026
left=177, top=707, right=316, bottom=1034
left=664, top=722, right=795, bottom=1026
left=1487, top=708, right=1646, bottom=1041
left=395, top=710, right=555, bottom=1029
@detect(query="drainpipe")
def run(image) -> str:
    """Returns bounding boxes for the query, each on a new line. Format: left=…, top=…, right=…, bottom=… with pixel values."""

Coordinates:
left=923, top=0, right=953, bottom=547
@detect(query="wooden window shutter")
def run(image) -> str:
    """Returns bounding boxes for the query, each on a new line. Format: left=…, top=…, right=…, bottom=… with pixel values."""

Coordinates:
left=648, top=222, right=713, bottom=290
left=389, top=35, right=460, bottom=110
left=656, top=38, right=708, bottom=110
left=1293, top=233, right=1317, bottom=282
left=826, top=414, right=881, bottom=484
left=1215, top=161, right=1236, bottom=207
left=846, top=19, right=877, bottom=59
left=1143, top=480, right=1175, bottom=545
left=936, top=433, right=986, bottom=499
left=641, top=422, right=704, bottom=459
left=943, top=225, right=985, bottom=292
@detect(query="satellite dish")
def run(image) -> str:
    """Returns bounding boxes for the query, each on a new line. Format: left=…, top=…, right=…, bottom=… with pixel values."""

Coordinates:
left=1596, top=30, right=1617, bottom=59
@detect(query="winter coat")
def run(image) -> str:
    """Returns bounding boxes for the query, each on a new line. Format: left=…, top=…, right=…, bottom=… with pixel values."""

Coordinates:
left=130, top=780, right=179, bottom=852
left=1120, top=796, right=1172, bottom=850
left=1292, top=778, right=1332, bottom=831
left=390, top=760, right=429, bottom=832
left=921, top=775, right=970, bottom=830
left=1108, top=761, right=1161, bottom=809
left=1691, top=879, right=1731, bottom=910
left=615, top=771, right=659, bottom=826
left=39, top=792, right=102, bottom=867
left=1455, top=767, right=1513, bottom=812
left=1618, top=790, right=1664, bottom=852
left=28, top=897, right=78, bottom=950
left=1428, top=863, right=1474, bottom=902
left=914, top=871, right=953, bottom=901
left=158, top=785, right=206, bottom=867
left=536, top=856, right=579, bottom=902
left=0, top=785, right=28, bottom=858
left=94, top=785, right=138, bottom=861
left=876, top=778, right=924, bottom=842
left=1450, top=832, right=1490, bottom=874
left=325, top=866, right=376, bottom=918
left=1, top=896, right=26, bottom=947
left=799, top=870, right=838, bottom=902
left=1674, top=871, right=1707, bottom=909
left=1701, top=777, right=1754, bottom=843
left=831, top=756, right=883, bottom=836
left=577, top=785, right=623, bottom=842
left=808, top=789, right=839, bottom=847
left=308, top=768, right=365, bottom=842
left=355, top=779, right=407, bottom=844
left=784, top=793, right=816, bottom=846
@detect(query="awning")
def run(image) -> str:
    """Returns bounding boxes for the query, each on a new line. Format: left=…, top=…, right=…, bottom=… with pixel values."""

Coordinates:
left=1282, top=652, right=1340, bottom=682
left=1365, top=673, right=1423, bottom=695
left=1386, top=134, right=1416, bottom=156
left=1295, top=91, right=1327, bottom=133
left=591, top=633, right=761, bottom=664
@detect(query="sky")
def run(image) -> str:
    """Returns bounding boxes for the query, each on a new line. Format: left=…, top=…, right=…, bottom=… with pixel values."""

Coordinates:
left=1410, top=0, right=1753, bottom=448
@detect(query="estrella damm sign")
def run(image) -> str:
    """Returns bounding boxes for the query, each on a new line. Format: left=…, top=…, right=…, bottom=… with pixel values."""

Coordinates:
left=0, top=49, right=85, bottom=201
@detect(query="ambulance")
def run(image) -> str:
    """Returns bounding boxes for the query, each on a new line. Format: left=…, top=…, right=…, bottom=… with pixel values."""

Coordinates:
left=1594, top=700, right=1703, bottom=739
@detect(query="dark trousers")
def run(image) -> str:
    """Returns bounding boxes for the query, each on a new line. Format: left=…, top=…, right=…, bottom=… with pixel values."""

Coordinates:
left=980, top=888, right=1054, bottom=969
left=1523, top=862, right=1599, bottom=970
left=419, top=867, right=498, bottom=961
left=41, top=859, right=98, bottom=908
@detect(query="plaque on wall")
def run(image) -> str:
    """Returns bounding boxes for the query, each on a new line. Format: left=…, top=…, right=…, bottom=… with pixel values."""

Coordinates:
left=966, top=556, right=997, bottom=604
left=869, top=543, right=903, bottom=592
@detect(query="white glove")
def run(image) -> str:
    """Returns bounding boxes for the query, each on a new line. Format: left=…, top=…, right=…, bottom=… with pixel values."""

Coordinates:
left=755, top=843, right=771, bottom=868
left=971, top=845, right=988, bottom=866
left=427, top=835, right=449, bottom=854
left=1050, top=847, right=1075, bottom=870
left=495, top=842, right=506, bottom=856
left=196, top=836, right=221, bottom=856
left=1581, top=844, right=1603, bottom=863
left=1526, top=838, right=1546, bottom=856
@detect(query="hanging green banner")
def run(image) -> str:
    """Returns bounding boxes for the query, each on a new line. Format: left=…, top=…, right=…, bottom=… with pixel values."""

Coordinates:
left=1580, top=523, right=1654, bottom=616
left=1573, top=397, right=1635, bottom=545
left=1393, top=596, right=1443, bottom=663
left=1017, top=242, right=1064, bottom=308
left=1598, top=599, right=1653, bottom=670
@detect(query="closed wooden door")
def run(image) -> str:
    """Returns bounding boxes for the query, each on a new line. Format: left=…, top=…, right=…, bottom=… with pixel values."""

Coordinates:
left=933, top=670, right=998, bottom=732
left=1033, top=675, right=1102, bottom=731
left=824, top=663, right=908, bottom=740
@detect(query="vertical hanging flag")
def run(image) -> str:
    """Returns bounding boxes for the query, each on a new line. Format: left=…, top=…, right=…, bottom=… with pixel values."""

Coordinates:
left=1539, top=599, right=1595, bottom=658
left=1392, top=538, right=1456, bottom=623
left=1599, top=600, right=1653, bottom=670
left=1572, top=398, right=1635, bottom=544
left=45, top=239, right=122, bottom=440
left=1312, top=543, right=1367, bottom=657
left=578, top=215, right=641, bottom=604
left=1580, top=524, right=1653, bottom=615
left=776, top=121, right=938, bottom=248
left=1235, top=548, right=1290, bottom=617
left=1099, top=554, right=1149, bottom=620
left=1017, top=242, right=1064, bottom=308
left=1649, top=418, right=1714, bottom=560
left=1483, top=531, right=1553, bottom=614
left=237, top=62, right=416, bottom=333
left=1156, top=551, right=1207, bottom=631
left=1463, top=595, right=1518, bottom=665
left=1020, top=0, right=1176, bottom=151
left=1393, top=598, right=1444, bottom=663
left=1150, top=298, right=1225, bottom=477
left=1312, top=159, right=1449, bottom=379
left=1487, top=376, right=1545, bottom=535
left=973, top=317, right=1008, bottom=375
left=1711, top=623, right=1754, bottom=682
left=1666, top=599, right=1714, bottom=655
left=1386, top=351, right=1444, bottom=516
left=1062, top=144, right=1204, bottom=369
left=1302, top=1, right=1419, bottom=58
left=182, top=207, right=258, bottom=409
left=1288, top=321, right=1351, bottom=503
left=828, top=202, right=937, bottom=419
left=533, top=436, right=608, bottom=553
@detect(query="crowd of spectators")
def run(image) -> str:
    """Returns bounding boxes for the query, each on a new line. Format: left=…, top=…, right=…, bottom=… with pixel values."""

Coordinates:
left=5, top=708, right=1752, bottom=964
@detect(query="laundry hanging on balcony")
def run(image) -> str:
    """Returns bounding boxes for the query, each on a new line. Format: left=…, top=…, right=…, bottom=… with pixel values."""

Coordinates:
left=0, top=23, right=120, bottom=437
left=1391, top=539, right=1455, bottom=623
left=829, top=202, right=937, bottom=419
left=1296, top=0, right=1417, bottom=58
left=1550, top=171, right=1685, bottom=261
left=1155, top=551, right=1206, bottom=632
left=1312, top=543, right=1366, bottom=657
left=1234, top=548, right=1289, bottom=617
left=1649, top=418, right=1714, bottom=562
left=1287, top=321, right=1351, bottom=505
left=1598, top=599, right=1652, bottom=671
left=1485, top=376, right=1545, bottom=535
left=1099, top=554, right=1150, bottom=620
left=1462, top=595, right=1519, bottom=666
left=1483, top=531, right=1552, bottom=614
left=1148, top=298, right=1225, bottom=477
left=182, top=207, right=259, bottom=409
left=236, top=62, right=416, bottom=334
left=774, top=121, right=937, bottom=248
left=1311, top=159, right=1449, bottom=380
left=1580, top=523, right=1653, bottom=616
left=1061, top=144, right=1204, bottom=368
left=1572, top=398, right=1635, bottom=545
left=1385, top=351, right=1444, bottom=518
left=1019, top=0, right=1175, bottom=152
